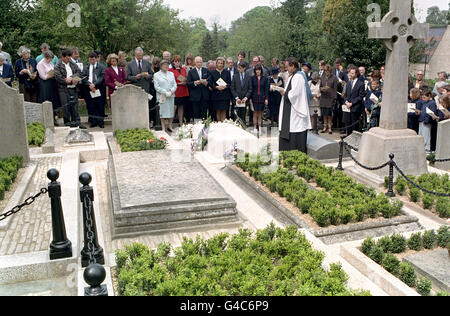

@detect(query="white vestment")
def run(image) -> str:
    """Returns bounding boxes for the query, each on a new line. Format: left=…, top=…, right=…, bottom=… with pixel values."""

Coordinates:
left=279, top=73, right=312, bottom=133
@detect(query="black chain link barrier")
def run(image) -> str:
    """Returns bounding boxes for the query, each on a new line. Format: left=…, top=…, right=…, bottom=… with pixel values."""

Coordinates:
left=428, top=156, right=450, bottom=163
left=0, top=188, right=48, bottom=222
left=343, top=142, right=391, bottom=171
left=393, top=162, right=450, bottom=197
left=83, top=195, right=97, bottom=265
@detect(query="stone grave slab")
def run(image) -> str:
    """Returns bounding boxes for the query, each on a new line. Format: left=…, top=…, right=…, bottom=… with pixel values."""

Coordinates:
left=435, top=120, right=450, bottom=171
left=111, top=84, right=149, bottom=132
left=108, top=147, right=239, bottom=238
left=307, top=133, right=346, bottom=161
left=403, top=249, right=450, bottom=292
left=0, top=81, right=29, bottom=162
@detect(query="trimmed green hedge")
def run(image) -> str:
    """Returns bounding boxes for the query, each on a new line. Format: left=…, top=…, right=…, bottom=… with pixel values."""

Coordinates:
left=361, top=226, right=450, bottom=296
left=27, top=122, right=45, bottom=147
left=115, top=224, right=370, bottom=296
left=0, top=155, right=23, bottom=200
left=386, top=173, right=450, bottom=218
left=115, top=129, right=166, bottom=152
left=236, top=150, right=402, bottom=227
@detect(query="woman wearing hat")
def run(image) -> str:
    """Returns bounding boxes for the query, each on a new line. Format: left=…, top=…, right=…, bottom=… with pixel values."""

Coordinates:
left=15, top=46, right=38, bottom=102
left=302, top=62, right=312, bottom=82
left=268, top=67, right=284, bottom=127
left=154, top=59, right=177, bottom=132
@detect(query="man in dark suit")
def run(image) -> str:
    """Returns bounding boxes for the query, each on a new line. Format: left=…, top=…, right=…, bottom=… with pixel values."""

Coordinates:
left=54, top=49, right=86, bottom=128
left=344, top=66, right=366, bottom=135
left=236, top=51, right=249, bottom=70
left=187, top=56, right=210, bottom=120
left=231, top=63, right=253, bottom=124
left=82, top=52, right=106, bottom=128
left=0, top=54, right=14, bottom=86
left=227, top=57, right=239, bottom=120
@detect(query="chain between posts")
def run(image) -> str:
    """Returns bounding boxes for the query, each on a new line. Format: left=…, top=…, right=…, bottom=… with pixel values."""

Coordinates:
left=0, top=188, right=48, bottom=222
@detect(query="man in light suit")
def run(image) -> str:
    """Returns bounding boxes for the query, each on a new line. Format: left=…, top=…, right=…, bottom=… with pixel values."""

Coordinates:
left=231, top=63, right=253, bottom=124
left=82, top=52, right=106, bottom=128
left=344, top=66, right=366, bottom=135
left=187, top=56, right=210, bottom=120
left=0, top=55, right=14, bottom=86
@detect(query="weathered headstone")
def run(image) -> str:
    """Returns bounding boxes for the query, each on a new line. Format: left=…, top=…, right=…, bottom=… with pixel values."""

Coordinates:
left=111, top=85, right=150, bottom=132
left=435, top=119, right=450, bottom=170
left=357, top=0, right=429, bottom=177
left=307, top=134, right=346, bottom=160
left=24, top=101, right=54, bottom=131
left=0, top=81, right=30, bottom=162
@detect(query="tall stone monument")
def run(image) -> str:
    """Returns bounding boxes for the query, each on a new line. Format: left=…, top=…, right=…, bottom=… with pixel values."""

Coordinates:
left=0, top=81, right=30, bottom=162
left=111, top=85, right=150, bottom=132
left=357, top=0, right=429, bottom=177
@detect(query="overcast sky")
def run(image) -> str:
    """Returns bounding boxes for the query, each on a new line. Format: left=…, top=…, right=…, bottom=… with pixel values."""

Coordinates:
left=164, top=0, right=449, bottom=29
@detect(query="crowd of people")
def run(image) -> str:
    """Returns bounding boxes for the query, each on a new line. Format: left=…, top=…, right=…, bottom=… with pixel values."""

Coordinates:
left=0, top=40, right=449, bottom=153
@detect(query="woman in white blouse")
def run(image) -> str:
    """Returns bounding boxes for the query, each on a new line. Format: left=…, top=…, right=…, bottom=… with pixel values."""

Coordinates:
left=37, top=50, right=60, bottom=117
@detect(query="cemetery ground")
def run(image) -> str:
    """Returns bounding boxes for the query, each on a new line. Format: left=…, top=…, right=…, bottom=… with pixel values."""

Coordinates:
left=0, top=100, right=448, bottom=296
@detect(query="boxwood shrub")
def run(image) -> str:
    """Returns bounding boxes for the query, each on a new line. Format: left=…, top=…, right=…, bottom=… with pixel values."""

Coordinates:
left=115, top=224, right=370, bottom=296
left=27, top=122, right=45, bottom=147
left=0, top=155, right=23, bottom=201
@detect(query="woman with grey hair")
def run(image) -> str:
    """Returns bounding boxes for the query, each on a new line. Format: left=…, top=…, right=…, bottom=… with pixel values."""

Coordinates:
left=37, top=50, right=60, bottom=115
left=15, top=46, right=38, bottom=102
left=154, top=59, right=177, bottom=132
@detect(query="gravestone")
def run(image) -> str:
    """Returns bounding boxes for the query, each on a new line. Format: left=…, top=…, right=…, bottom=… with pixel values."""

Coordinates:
left=357, top=0, right=429, bottom=177
left=435, top=120, right=450, bottom=170
left=111, top=85, right=150, bottom=132
left=307, top=134, right=345, bottom=160
left=108, top=142, right=239, bottom=238
left=24, top=101, right=54, bottom=131
left=403, top=249, right=450, bottom=292
left=0, top=81, right=30, bottom=162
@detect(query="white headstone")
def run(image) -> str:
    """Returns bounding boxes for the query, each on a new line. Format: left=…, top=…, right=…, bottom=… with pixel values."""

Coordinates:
left=0, top=81, right=30, bottom=162
left=111, top=85, right=150, bottom=132
left=435, top=120, right=450, bottom=170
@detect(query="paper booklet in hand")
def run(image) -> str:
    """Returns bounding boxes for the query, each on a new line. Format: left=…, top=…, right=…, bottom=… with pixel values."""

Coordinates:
left=407, top=103, right=417, bottom=113
left=369, top=94, right=380, bottom=105
left=342, top=104, right=351, bottom=113
left=90, top=90, right=101, bottom=99
left=426, top=107, right=439, bottom=120
left=435, top=96, right=450, bottom=116
left=216, top=78, right=227, bottom=87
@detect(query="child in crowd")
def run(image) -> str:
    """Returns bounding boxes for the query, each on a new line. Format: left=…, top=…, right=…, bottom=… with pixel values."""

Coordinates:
left=418, top=89, right=438, bottom=154
left=407, top=88, right=422, bottom=133
left=437, top=94, right=450, bottom=121
left=364, top=80, right=382, bottom=128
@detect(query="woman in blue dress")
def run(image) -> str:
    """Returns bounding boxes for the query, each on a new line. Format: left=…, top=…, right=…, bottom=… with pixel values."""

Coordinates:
left=154, top=60, right=177, bottom=132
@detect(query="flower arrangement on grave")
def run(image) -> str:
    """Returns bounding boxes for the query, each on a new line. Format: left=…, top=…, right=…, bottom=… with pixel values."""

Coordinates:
left=174, top=124, right=194, bottom=140
left=223, top=141, right=239, bottom=162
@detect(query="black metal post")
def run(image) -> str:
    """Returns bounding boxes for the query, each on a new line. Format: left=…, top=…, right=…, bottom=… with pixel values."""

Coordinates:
left=154, top=103, right=162, bottom=131
left=84, top=264, right=108, bottom=296
left=80, top=173, right=105, bottom=268
left=336, top=136, right=345, bottom=171
left=313, top=110, right=319, bottom=134
left=386, top=153, right=396, bottom=198
left=48, top=169, right=72, bottom=260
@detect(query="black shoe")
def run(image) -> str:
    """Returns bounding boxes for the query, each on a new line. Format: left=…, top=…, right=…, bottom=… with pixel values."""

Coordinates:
left=98, top=122, right=105, bottom=129
left=90, top=122, right=98, bottom=128
left=166, top=128, right=173, bottom=133
left=69, top=122, right=78, bottom=128
left=78, top=124, right=87, bottom=130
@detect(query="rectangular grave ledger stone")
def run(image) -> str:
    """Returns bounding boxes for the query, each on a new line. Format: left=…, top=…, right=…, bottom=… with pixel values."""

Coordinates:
left=111, top=85, right=150, bottom=132
left=0, top=81, right=30, bottom=162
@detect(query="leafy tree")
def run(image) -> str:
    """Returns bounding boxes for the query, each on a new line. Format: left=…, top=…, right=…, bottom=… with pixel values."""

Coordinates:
left=199, top=32, right=217, bottom=61
left=426, top=6, right=449, bottom=26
